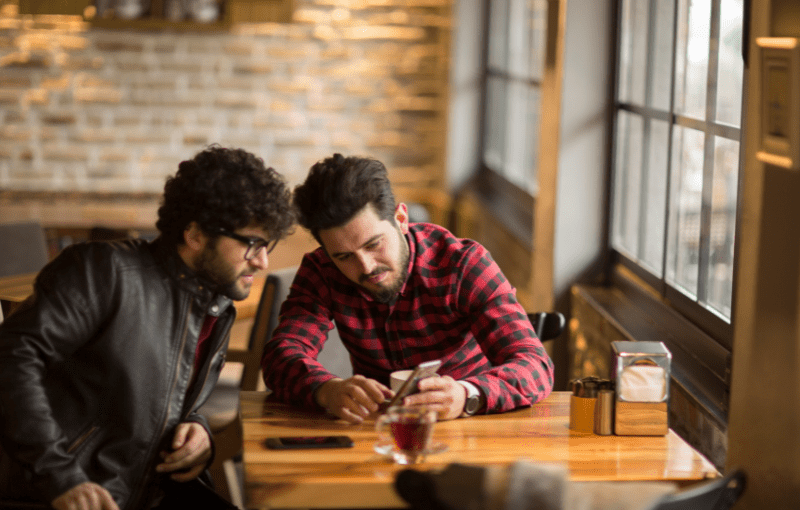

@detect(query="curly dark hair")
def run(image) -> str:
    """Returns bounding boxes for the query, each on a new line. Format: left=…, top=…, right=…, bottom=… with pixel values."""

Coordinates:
left=293, top=153, right=396, bottom=244
left=156, top=145, right=295, bottom=246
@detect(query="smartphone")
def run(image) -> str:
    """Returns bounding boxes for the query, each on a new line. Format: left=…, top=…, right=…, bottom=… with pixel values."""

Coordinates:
left=384, top=359, right=442, bottom=409
left=264, top=436, right=354, bottom=450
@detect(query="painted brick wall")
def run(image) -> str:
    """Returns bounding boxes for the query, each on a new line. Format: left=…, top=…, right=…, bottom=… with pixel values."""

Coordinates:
left=0, top=0, right=451, bottom=195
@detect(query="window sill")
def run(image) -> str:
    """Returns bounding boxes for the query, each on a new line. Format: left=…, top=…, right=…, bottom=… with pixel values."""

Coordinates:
left=576, top=265, right=731, bottom=428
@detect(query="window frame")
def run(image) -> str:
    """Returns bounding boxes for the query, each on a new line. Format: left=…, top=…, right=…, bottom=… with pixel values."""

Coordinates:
left=610, top=0, right=744, bottom=352
left=607, top=0, right=747, bottom=422
left=478, top=0, right=547, bottom=208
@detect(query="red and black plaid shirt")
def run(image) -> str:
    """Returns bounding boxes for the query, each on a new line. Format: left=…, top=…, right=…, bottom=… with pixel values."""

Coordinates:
left=262, top=223, right=554, bottom=413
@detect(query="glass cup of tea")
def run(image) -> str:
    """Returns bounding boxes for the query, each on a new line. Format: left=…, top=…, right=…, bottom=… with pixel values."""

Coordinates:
left=375, top=405, right=437, bottom=464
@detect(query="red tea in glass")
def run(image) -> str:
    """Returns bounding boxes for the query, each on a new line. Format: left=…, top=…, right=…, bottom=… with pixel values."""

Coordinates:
left=376, top=406, right=436, bottom=464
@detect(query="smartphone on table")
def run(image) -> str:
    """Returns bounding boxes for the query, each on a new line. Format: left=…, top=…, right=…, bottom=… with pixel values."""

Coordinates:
left=384, top=359, right=442, bottom=409
left=264, top=435, right=354, bottom=450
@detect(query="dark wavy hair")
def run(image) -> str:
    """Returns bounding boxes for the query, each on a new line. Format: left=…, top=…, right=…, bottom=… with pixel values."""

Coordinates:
left=293, top=153, right=396, bottom=244
left=156, top=145, right=295, bottom=246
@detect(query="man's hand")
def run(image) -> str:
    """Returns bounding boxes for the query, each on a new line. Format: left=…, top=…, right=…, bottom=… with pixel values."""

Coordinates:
left=155, top=421, right=212, bottom=482
left=404, top=375, right=466, bottom=421
left=52, top=481, right=119, bottom=510
left=315, top=375, right=393, bottom=424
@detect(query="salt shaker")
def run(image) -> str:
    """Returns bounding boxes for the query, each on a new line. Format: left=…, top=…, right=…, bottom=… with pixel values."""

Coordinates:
left=594, top=389, right=614, bottom=435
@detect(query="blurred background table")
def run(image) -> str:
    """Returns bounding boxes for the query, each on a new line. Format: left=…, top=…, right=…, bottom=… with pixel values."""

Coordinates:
left=240, top=391, right=719, bottom=509
left=0, top=272, right=36, bottom=318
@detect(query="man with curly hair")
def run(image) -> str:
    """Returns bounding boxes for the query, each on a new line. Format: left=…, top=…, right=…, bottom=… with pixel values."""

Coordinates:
left=262, top=154, right=553, bottom=425
left=0, top=146, right=295, bottom=510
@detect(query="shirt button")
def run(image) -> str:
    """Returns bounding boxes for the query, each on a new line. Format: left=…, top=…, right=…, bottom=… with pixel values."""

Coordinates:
left=211, top=305, right=219, bottom=313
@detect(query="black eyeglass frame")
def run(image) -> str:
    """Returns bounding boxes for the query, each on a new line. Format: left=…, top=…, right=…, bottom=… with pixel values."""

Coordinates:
left=217, top=228, right=277, bottom=260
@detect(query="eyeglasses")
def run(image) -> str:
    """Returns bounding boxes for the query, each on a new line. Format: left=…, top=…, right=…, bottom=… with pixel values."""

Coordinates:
left=217, top=228, right=278, bottom=261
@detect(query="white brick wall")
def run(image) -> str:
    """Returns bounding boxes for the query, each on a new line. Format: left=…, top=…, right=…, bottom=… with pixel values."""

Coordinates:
left=0, top=0, right=451, bottom=194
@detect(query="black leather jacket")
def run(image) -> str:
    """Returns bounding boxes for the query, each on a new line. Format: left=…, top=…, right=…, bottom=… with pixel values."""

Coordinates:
left=0, top=238, right=235, bottom=509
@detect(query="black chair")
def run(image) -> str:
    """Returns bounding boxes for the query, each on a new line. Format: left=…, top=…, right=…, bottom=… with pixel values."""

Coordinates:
left=0, top=221, right=49, bottom=278
left=528, top=311, right=566, bottom=343
left=653, top=469, right=746, bottom=510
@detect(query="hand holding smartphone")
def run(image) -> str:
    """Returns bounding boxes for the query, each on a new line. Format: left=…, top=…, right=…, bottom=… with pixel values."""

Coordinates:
left=384, top=359, right=442, bottom=409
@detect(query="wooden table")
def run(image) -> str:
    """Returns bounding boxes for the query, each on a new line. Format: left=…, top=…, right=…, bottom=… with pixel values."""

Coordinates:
left=241, top=391, right=719, bottom=509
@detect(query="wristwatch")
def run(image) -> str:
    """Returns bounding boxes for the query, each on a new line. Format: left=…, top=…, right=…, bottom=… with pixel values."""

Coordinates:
left=458, top=381, right=483, bottom=417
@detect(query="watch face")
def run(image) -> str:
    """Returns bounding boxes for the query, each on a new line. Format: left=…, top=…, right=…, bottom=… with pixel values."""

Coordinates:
left=465, top=395, right=480, bottom=415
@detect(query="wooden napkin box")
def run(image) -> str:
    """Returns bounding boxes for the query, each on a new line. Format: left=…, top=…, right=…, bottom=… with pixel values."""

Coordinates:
left=611, top=341, right=671, bottom=436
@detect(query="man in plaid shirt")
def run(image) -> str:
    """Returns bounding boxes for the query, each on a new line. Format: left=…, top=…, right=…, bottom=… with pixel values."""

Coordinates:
left=261, top=154, right=554, bottom=424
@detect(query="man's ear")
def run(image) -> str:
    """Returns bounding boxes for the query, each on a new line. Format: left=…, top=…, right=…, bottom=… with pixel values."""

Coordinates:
left=395, top=203, right=409, bottom=234
left=182, top=222, right=208, bottom=253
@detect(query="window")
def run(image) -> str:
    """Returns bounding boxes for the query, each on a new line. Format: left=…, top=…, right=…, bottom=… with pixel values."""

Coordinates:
left=612, top=0, right=744, bottom=349
left=482, top=0, right=548, bottom=196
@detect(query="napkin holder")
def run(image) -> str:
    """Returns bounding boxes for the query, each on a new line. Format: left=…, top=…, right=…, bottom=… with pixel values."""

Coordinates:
left=611, top=341, right=671, bottom=436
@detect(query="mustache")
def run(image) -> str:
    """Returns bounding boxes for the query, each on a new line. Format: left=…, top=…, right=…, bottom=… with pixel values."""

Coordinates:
left=360, top=267, right=390, bottom=283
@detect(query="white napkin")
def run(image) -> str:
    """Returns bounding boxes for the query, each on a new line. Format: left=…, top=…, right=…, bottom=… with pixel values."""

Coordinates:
left=618, top=365, right=667, bottom=402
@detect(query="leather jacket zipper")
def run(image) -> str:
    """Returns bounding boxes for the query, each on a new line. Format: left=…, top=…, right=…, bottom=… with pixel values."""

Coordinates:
left=67, top=425, right=99, bottom=454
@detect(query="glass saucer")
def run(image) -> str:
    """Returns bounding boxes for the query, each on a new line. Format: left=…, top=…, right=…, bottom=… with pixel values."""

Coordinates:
left=373, top=441, right=448, bottom=457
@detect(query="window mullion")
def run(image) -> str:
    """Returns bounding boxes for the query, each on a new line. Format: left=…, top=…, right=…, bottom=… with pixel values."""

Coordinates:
left=636, top=0, right=658, bottom=263
left=696, top=0, right=723, bottom=304
left=662, top=0, right=679, bottom=291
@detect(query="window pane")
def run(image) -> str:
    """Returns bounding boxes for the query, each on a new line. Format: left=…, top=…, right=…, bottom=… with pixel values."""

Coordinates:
left=508, top=0, right=531, bottom=78
left=529, top=0, right=548, bottom=81
left=641, top=118, right=670, bottom=274
left=618, top=0, right=649, bottom=105
left=504, top=80, right=530, bottom=189
left=649, top=0, right=676, bottom=110
left=488, top=0, right=509, bottom=71
left=674, top=0, right=710, bottom=119
left=716, top=0, right=744, bottom=126
left=613, top=111, right=644, bottom=258
left=484, top=77, right=507, bottom=171
left=667, top=125, right=705, bottom=296
left=705, top=136, right=739, bottom=317
left=525, top=86, right=541, bottom=194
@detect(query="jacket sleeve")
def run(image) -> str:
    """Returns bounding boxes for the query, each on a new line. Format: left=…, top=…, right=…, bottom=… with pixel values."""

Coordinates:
left=260, top=256, right=339, bottom=410
left=0, top=245, right=113, bottom=502
left=455, top=245, right=555, bottom=413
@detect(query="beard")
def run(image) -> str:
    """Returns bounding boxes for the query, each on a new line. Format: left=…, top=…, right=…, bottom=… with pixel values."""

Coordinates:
left=361, top=229, right=411, bottom=304
left=194, top=241, right=250, bottom=301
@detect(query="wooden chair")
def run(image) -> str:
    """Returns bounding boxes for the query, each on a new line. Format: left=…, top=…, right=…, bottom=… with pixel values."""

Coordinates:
left=199, top=271, right=282, bottom=507
left=200, top=266, right=315, bottom=507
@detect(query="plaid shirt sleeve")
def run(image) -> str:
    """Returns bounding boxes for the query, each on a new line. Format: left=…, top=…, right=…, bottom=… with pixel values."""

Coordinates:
left=452, top=243, right=555, bottom=413
left=260, top=254, right=341, bottom=410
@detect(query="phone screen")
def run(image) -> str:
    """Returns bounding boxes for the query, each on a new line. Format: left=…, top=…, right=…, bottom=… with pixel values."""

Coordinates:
left=264, top=436, right=354, bottom=450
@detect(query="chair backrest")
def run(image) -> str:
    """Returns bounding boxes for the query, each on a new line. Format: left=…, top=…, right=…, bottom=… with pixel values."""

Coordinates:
left=226, top=267, right=289, bottom=391
left=652, top=469, right=746, bottom=510
left=527, top=311, right=566, bottom=343
left=0, top=222, right=49, bottom=278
